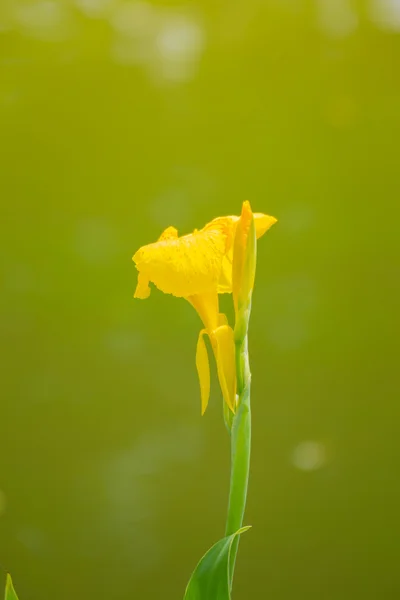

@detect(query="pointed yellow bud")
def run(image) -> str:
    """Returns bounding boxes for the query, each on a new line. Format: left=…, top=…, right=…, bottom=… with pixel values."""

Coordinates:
left=232, top=202, right=257, bottom=337
left=232, top=201, right=277, bottom=339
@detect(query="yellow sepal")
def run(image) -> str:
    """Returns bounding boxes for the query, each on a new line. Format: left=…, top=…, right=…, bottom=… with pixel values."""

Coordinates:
left=196, top=329, right=211, bottom=415
left=134, top=272, right=151, bottom=299
left=211, top=325, right=236, bottom=413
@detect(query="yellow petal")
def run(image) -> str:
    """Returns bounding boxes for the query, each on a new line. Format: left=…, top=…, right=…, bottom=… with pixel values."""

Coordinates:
left=187, top=291, right=219, bottom=332
left=158, top=226, right=178, bottom=241
left=211, top=325, right=236, bottom=413
left=203, top=216, right=235, bottom=250
left=133, top=223, right=229, bottom=298
left=134, top=272, right=151, bottom=299
left=254, top=213, right=277, bottom=238
left=196, top=329, right=210, bottom=415
left=217, top=252, right=234, bottom=294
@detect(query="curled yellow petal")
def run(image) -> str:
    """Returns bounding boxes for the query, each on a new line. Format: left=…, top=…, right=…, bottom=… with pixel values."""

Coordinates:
left=211, top=325, right=236, bottom=413
left=196, top=329, right=210, bottom=415
left=133, top=223, right=229, bottom=298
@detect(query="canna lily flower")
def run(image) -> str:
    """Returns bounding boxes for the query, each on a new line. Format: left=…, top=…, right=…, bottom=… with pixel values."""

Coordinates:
left=132, top=204, right=276, bottom=414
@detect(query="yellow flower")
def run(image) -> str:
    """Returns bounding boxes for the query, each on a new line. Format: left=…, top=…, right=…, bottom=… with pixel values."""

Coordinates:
left=132, top=205, right=276, bottom=414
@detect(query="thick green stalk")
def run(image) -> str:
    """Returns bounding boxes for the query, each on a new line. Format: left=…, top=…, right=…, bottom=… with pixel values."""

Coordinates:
left=225, top=334, right=251, bottom=589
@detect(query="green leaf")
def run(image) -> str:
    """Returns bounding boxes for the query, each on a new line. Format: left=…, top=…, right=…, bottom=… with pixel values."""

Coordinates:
left=4, top=575, right=19, bottom=600
left=184, top=526, right=250, bottom=600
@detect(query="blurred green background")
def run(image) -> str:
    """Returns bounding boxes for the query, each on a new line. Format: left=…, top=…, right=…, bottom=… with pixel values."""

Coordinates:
left=1, top=1, right=399, bottom=598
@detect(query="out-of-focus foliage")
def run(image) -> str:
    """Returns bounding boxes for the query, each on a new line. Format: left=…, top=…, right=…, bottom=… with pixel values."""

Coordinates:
left=0, top=1, right=399, bottom=599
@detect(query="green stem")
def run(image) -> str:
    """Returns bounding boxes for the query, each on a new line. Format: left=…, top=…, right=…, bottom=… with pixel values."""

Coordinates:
left=225, top=335, right=251, bottom=590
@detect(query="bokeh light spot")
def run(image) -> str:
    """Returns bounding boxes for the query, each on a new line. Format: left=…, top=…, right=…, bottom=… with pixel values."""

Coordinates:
left=316, top=0, right=358, bottom=38
left=292, top=441, right=326, bottom=471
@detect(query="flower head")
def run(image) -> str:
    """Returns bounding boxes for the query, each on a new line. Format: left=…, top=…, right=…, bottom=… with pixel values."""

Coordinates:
left=132, top=204, right=276, bottom=414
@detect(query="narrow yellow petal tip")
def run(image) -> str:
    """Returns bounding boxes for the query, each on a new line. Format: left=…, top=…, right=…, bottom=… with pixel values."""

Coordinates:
left=242, top=199, right=252, bottom=213
left=238, top=201, right=253, bottom=246
left=134, top=273, right=151, bottom=299
left=158, top=226, right=178, bottom=241
left=254, top=213, right=277, bottom=238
